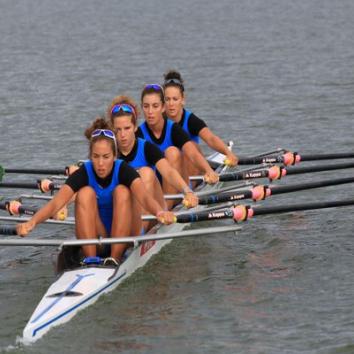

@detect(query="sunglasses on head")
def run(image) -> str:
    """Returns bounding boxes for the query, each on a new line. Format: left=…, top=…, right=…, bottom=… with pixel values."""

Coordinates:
left=144, top=84, right=163, bottom=92
left=165, top=78, right=182, bottom=85
left=111, top=104, right=135, bottom=116
left=91, top=129, right=116, bottom=139
left=91, top=129, right=117, bottom=155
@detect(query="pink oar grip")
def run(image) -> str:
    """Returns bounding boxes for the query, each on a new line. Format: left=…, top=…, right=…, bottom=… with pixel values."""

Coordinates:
left=7, top=200, right=21, bottom=215
left=268, top=166, right=282, bottom=180
left=251, top=185, right=267, bottom=201
left=232, top=205, right=253, bottom=222
left=39, top=179, right=53, bottom=193
left=283, top=152, right=296, bottom=166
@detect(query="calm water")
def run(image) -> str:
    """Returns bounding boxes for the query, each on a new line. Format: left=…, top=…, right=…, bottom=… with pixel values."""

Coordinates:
left=1, top=0, right=354, bottom=353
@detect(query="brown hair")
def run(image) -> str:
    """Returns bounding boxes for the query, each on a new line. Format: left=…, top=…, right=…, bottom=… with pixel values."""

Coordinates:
left=163, top=70, right=185, bottom=95
left=84, top=117, right=117, bottom=157
left=107, top=95, right=139, bottom=126
left=140, top=84, right=165, bottom=104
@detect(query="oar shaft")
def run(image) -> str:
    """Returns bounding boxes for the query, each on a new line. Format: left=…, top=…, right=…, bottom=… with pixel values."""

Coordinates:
left=0, top=181, right=61, bottom=191
left=238, top=156, right=285, bottom=165
left=0, top=182, right=40, bottom=189
left=238, top=152, right=354, bottom=165
left=176, top=209, right=234, bottom=223
left=0, top=215, right=75, bottom=225
left=199, top=176, right=354, bottom=205
left=3, top=168, right=67, bottom=175
left=199, top=189, right=254, bottom=204
left=219, top=169, right=270, bottom=182
left=299, top=152, right=354, bottom=161
left=269, top=176, right=354, bottom=195
left=251, top=199, right=354, bottom=216
left=285, top=161, right=354, bottom=175
left=0, top=225, right=242, bottom=246
left=0, top=225, right=17, bottom=235
left=217, top=161, right=354, bottom=183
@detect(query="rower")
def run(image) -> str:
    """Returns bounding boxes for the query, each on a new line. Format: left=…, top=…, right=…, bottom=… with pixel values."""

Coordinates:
left=137, top=84, right=219, bottom=193
left=163, top=70, right=239, bottom=176
left=107, top=95, right=199, bottom=212
left=16, top=118, right=175, bottom=265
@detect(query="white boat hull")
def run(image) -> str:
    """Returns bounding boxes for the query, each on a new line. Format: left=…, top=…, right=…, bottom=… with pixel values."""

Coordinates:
left=23, top=229, right=179, bottom=343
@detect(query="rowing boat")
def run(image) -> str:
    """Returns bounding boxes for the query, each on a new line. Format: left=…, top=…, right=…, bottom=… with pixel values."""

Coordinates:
left=3, top=148, right=353, bottom=344
left=21, top=150, right=233, bottom=344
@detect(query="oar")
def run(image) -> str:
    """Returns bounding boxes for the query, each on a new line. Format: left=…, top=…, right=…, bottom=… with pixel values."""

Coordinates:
left=238, top=151, right=299, bottom=166
left=174, top=198, right=354, bottom=223
left=164, top=181, right=256, bottom=200
left=237, top=151, right=354, bottom=165
left=0, top=224, right=242, bottom=246
left=0, top=215, right=75, bottom=225
left=0, top=164, right=81, bottom=177
left=191, top=161, right=354, bottom=183
left=297, top=152, right=354, bottom=161
left=17, top=182, right=257, bottom=202
left=0, top=167, right=67, bottom=175
left=0, top=201, right=233, bottom=224
left=0, top=179, right=62, bottom=193
left=198, top=176, right=354, bottom=204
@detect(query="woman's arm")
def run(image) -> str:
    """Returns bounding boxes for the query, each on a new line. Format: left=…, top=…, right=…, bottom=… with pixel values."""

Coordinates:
left=130, top=178, right=175, bottom=224
left=199, top=127, right=238, bottom=166
left=156, top=158, right=198, bottom=207
left=182, top=141, right=219, bottom=184
left=17, top=185, right=75, bottom=236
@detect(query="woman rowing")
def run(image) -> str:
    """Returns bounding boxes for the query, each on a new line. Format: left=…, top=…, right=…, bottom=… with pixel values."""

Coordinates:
left=16, top=118, right=175, bottom=265
left=163, top=70, right=239, bottom=177
left=137, top=84, right=219, bottom=192
left=107, top=95, right=198, bottom=213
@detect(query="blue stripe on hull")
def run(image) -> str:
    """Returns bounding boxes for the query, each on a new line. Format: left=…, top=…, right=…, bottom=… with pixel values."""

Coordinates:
left=30, top=270, right=127, bottom=339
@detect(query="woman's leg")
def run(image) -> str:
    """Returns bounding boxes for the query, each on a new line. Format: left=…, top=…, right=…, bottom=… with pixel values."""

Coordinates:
left=163, top=146, right=183, bottom=209
left=182, top=142, right=203, bottom=189
left=138, top=166, right=166, bottom=230
left=110, top=185, right=137, bottom=260
left=75, top=186, right=106, bottom=257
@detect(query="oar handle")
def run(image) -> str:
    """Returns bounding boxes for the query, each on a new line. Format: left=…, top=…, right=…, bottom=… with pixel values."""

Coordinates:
left=0, top=225, right=18, bottom=236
